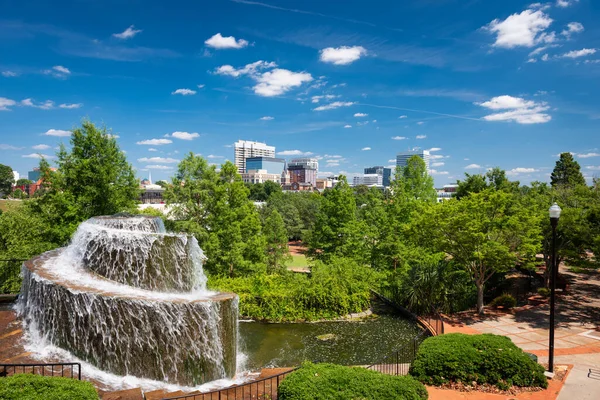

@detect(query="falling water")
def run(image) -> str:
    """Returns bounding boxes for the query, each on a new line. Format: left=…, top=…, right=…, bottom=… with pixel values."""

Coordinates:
left=17, top=215, right=238, bottom=386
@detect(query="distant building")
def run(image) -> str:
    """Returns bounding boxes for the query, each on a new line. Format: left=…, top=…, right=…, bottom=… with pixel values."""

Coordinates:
left=234, top=140, right=275, bottom=174
left=287, top=158, right=318, bottom=187
left=364, top=166, right=392, bottom=187
left=396, top=150, right=430, bottom=171
left=353, top=174, right=383, bottom=187
left=12, top=171, right=19, bottom=184
left=139, top=172, right=165, bottom=204
left=245, top=156, right=285, bottom=175
left=28, top=168, right=41, bottom=182
left=436, top=184, right=458, bottom=202
left=242, top=169, right=281, bottom=184
left=282, top=182, right=314, bottom=192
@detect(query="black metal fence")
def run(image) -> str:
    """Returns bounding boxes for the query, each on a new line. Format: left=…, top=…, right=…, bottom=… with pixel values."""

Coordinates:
left=0, top=259, right=25, bottom=295
left=0, top=362, right=82, bottom=380
left=366, top=331, right=427, bottom=376
left=162, top=368, right=298, bottom=400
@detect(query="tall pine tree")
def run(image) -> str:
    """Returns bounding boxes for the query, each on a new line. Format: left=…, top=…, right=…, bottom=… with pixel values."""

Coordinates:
left=551, top=152, right=586, bottom=188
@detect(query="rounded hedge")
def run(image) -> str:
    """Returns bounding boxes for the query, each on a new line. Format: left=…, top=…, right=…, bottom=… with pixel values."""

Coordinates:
left=409, top=333, right=547, bottom=389
left=0, top=374, right=98, bottom=400
left=278, top=362, right=428, bottom=400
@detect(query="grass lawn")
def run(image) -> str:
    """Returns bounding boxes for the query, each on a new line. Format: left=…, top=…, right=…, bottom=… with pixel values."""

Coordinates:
left=286, top=254, right=309, bottom=268
left=0, top=199, right=22, bottom=213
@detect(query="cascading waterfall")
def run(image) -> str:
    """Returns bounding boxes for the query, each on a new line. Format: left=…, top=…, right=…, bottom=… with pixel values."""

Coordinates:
left=17, top=215, right=238, bottom=386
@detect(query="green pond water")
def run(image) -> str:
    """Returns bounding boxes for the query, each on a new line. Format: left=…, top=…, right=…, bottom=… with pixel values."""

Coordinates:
left=238, top=314, right=423, bottom=370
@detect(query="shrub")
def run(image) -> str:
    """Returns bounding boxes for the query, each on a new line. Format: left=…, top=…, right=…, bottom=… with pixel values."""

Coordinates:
left=489, top=294, right=517, bottom=309
left=0, top=374, right=98, bottom=400
left=278, top=362, right=428, bottom=400
left=409, top=334, right=547, bottom=389
left=537, top=287, right=550, bottom=297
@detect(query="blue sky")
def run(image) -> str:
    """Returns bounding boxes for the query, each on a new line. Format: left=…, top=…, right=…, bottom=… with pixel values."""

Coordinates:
left=1, top=0, right=599, bottom=185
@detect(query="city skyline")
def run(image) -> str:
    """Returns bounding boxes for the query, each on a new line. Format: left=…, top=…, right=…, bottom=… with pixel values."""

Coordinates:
left=1, top=0, right=599, bottom=185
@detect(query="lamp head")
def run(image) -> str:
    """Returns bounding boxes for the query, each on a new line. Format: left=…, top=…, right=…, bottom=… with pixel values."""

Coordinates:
left=549, top=202, right=562, bottom=220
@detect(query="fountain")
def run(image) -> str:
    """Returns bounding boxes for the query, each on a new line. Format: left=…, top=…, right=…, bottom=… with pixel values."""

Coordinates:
left=17, top=215, right=238, bottom=386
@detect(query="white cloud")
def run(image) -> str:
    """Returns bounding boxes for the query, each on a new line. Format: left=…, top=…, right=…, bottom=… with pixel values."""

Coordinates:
left=311, top=95, right=338, bottom=103
left=465, top=164, right=482, bottom=169
left=417, top=121, right=424, bottom=125
left=561, top=48, right=596, bottom=58
left=477, top=95, right=551, bottom=124
left=137, top=157, right=179, bottom=163
left=398, top=115, right=407, bottom=119
left=357, top=121, right=369, bottom=126
left=484, top=9, right=554, bottom=48
left=354, top=113, right=368, bottom=117
left=204, top=33, right=249, bottom=49
left=148, top=148, right=158, bottom=152
left=59, top=103, right=82, bottom=109
left=556, top=0, right=578, bottom=8
left=416, top=135, right=427, bottom=139
left=32, top=144, right=51, bottom=150
left=113, top=25, right=142, bottom=40
left=44, top=129, right=71, bottom=137
left=166, top=131, right=199, bottom=140
left=214, top=61, right=276, bottom=77
left=145, top=165, right=173, bottom=170
left=207, top=155, right=225, bottom=159
left=430, top=169, right=449, bottom=175
left=319, top=46, right=367, bottom=65
left=136, top=138, right=172, bottom=145
left=586, top=166, right=600, bottom=170
left=361, top=147, right=371, bottom=151
left=0, top=144, right=21, bottom=150
left=172, top=88, right=196, bottom=96
left=2, top=71, right=18, bottom=77
left=344, top=124, right=352, bottom=128
left=391, top=136, right=408, bottom=140
left=0, top=97, right=16, bottom=111
left=313, top=101, right=355, bottom=111
left=430, top=154, right=447, bottom=160
left=576, top=152, right=600, bottom=158
left=105, top=134, right=119, bottom=139
left=197, top=84, right=205, bottom=89
left=562, top=22, right=584, bottom=38
left=432, top=162, right=445, bottom=167
left=21, top=98, right=54, bottom=110
left=22, top=153, right=54, bottom=159
left=427, top=147, right=442, bottom=152
left=541, top=54, right=549, bottom=61
left=506, top=167, right=538, bottom=176
left=52, top=65, right=70, bottom=74
left=277, top=150, right=313, bottom=156
left=44, top=65, right=71, bottom=78
left=260, top=116, right=274, bottom=120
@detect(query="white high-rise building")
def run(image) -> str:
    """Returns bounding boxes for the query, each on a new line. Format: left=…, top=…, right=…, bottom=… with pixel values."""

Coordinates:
left=353, top=174, right=383, bottom=187
left=12, top=171, right=19, bottom=184
left=396, top=150, right=430, bottom=171
left=234, top=140, right=276, bottom=174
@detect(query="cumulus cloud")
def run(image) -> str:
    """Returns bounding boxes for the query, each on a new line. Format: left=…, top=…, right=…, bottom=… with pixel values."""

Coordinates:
left=22, top=153, right=54, bottom=159
left=319, top=46, right=367, bottom=65
left=0, top=97, right=16, bottom=111
left=136, top=138, right=172, bottom=145
left=137, top=157, right=179, bottom=163
left=361, top=147, right=371, bottom=151
left=392, top=136, right=408, bottom=140
left=204, top=33, right=249, bottom=49
left=32, top=144, right=51, bottom=150
left=556, top=0, right=578, bottom=7
left=562, top=22, right=584, bottom=38
left=214, top=61, right=276, bottom=77
left=59, top=103, right=83, bottom=109
left=427, top=147, right=442, bottom=152
left=313, top=101, right=355, bottom=111
left=576, top=152, right=600, bottom=158
left=172, top=88, right=196, bottom=95
left=260, top=116, right=274, bottom=120
left=432, top=162, right=445, bottom=167
left=44, top=65, right=71, bottom=78
left=354, top=113, right=368, bottom=117
left=429, top=170, right=449, bottom=175
left=506, top=167, right=538, bottom=176
left=416, top=135, right=427, bottom=139
left=113, top=25, right=142, bottom=39
left=21, top=98, right=54, bottom=110
left=484, top=9, right=554, bottom=48
left=311, top=95, right=338, bottom=103
left=148, top=148, right=158, bottom=152
left=145, top=165, right=173, bottom=170
left=166, top=131, right=200, bottom=140
left=561, top=48, right=596, bottom=58
left=207, top=155, right=225, bottom=159
left=44, top=129, right=71, bottom=137
left=465, top=164, right=482, bottom=169
left=2, top=71, right=18, bottom=77
left=277, top=150, right=313, bottom=156
left=344, top=124, right=352, bottom=128
left=476, top=95, right=551, bottom=124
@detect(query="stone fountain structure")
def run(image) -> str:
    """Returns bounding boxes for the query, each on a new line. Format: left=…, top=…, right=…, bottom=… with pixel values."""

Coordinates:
left=17, top=215, right=237, bottom=386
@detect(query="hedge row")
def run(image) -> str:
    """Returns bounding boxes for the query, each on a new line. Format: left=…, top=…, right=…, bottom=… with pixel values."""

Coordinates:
left=0, top=374, right=98, bottom=400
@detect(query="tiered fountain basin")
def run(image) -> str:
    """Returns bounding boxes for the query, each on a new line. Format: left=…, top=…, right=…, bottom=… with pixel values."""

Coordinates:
left=18, top=216, right=237, bottom=387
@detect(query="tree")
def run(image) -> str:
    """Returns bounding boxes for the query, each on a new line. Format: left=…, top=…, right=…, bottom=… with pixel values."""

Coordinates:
left=16, top=178, right=33, bottom=186
left=263, top=209, right=291, bottom=273
left=11, top=188, right=26, bottom=199
left=551, top=152, right=586, bottom=188
left=411, top=190, right=542, bottom=315
left=0, top=164, right=13, bottom=198
left=456, top=167, right=518, bottom=199
left=393, top=156, right=437, bottom=202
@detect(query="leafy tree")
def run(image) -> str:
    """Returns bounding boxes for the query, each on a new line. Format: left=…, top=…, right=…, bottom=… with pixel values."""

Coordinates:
left=263, top=209, right=291, bottom=272
left=393, top=156, right=436, bottom=202
left=0, top=164, right=13, bottom=197
left=16, top=178, right=33, bottom=186
left=456, top=167, right=518, bottom=199
left=551, top=152, right=586, bottom=188
left=268, top=192, right=320, bottom=241
left=155, top=180, right=169, bottom=188
left=411, top=190, right=542, bottom=315
left=11, top=188, right=26, bottom=199
left=455, top=173, right=487, bottom=199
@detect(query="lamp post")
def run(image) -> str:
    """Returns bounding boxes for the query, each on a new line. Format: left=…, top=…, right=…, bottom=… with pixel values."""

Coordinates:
left=548, top=202, right=562, bottom=373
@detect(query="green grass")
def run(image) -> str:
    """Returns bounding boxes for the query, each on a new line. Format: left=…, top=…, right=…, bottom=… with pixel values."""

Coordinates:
left=286, top=254, right=309, bottom=268
left=0, top=199, right=23, bottom=213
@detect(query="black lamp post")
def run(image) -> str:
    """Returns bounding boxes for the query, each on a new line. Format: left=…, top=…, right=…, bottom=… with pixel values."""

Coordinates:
left=548, top=202, right=562, bottom=373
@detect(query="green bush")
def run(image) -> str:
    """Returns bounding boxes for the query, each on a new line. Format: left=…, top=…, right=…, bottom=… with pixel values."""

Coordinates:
left=0, top=374, right=98, bottom=400
left=489, top=294, right=517, bottom=309
left=409, top=334, right=547, bottom=389
left=537, top=287, right=550, bottom=297
left=278, top=362, right=428, bottom=400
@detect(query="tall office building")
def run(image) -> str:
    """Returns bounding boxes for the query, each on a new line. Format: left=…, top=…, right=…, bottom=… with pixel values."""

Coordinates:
left=287, top=158, right=318, bottom=187
left=396, top=150, right=430, bottom=171
left=233, top=140, right=275, bottom=174
left=245, top=157, right=285, bottom=175
left=353, top=174, right=383, bottom=187
left=364, top=166, right=392, bottom=187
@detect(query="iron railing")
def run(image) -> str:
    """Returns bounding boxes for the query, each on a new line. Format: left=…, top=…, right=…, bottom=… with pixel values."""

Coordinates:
left=161, top=368, right=299, bottom=400
left=0, top=259, right=26, bottom=295
left=0, top=362, right=82, bottom=380
left=366, top=331, right=427, bottom=376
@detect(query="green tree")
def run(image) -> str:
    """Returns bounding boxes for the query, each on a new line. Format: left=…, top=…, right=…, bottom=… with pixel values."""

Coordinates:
left=11, top=188, right=26, bottom=199
left=16, top=178, right=33, bottom=186
left=0, top=164, right=13, bottom=197
left=393, top=156, right=436, bottom=202
left=412, top=190, right=542, bottom=315
left=551, top=152, right=586, bottom=188
left=263, top=209, right=291, bottom=272
left=456, top=167, right=518, bottom=199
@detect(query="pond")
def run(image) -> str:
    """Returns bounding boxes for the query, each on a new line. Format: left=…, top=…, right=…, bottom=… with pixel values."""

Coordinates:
left=238, top=314, right=423, bottom=370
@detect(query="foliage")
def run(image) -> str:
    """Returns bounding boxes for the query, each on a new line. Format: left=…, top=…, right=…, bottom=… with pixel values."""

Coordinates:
left=11, top=188, right=26, bottom=199
left=489, top=294, right=517, bottom=309
left=409, top=334, right=547, bottom=389
left=456, top=167, right=518, bottom=199
left=16, top=178, right=33, bottom=186
left=393, top=156, right=437, bottom=203
left=208, top=257, right=378, bottom=321
left=0, top=374, right=99, bottom=400
left=246, top=181, right=282, bottom=201
left=551, top=152, right=586, bottom=188
left=537, top=287, right=550, bottom=297
left=0, top=163, right=13, bottom=198
left=278, top=362, right=428, bottom=400
left=263, top=209, right=291, bottom=273
left=165, top=155, right=266, bottom=276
